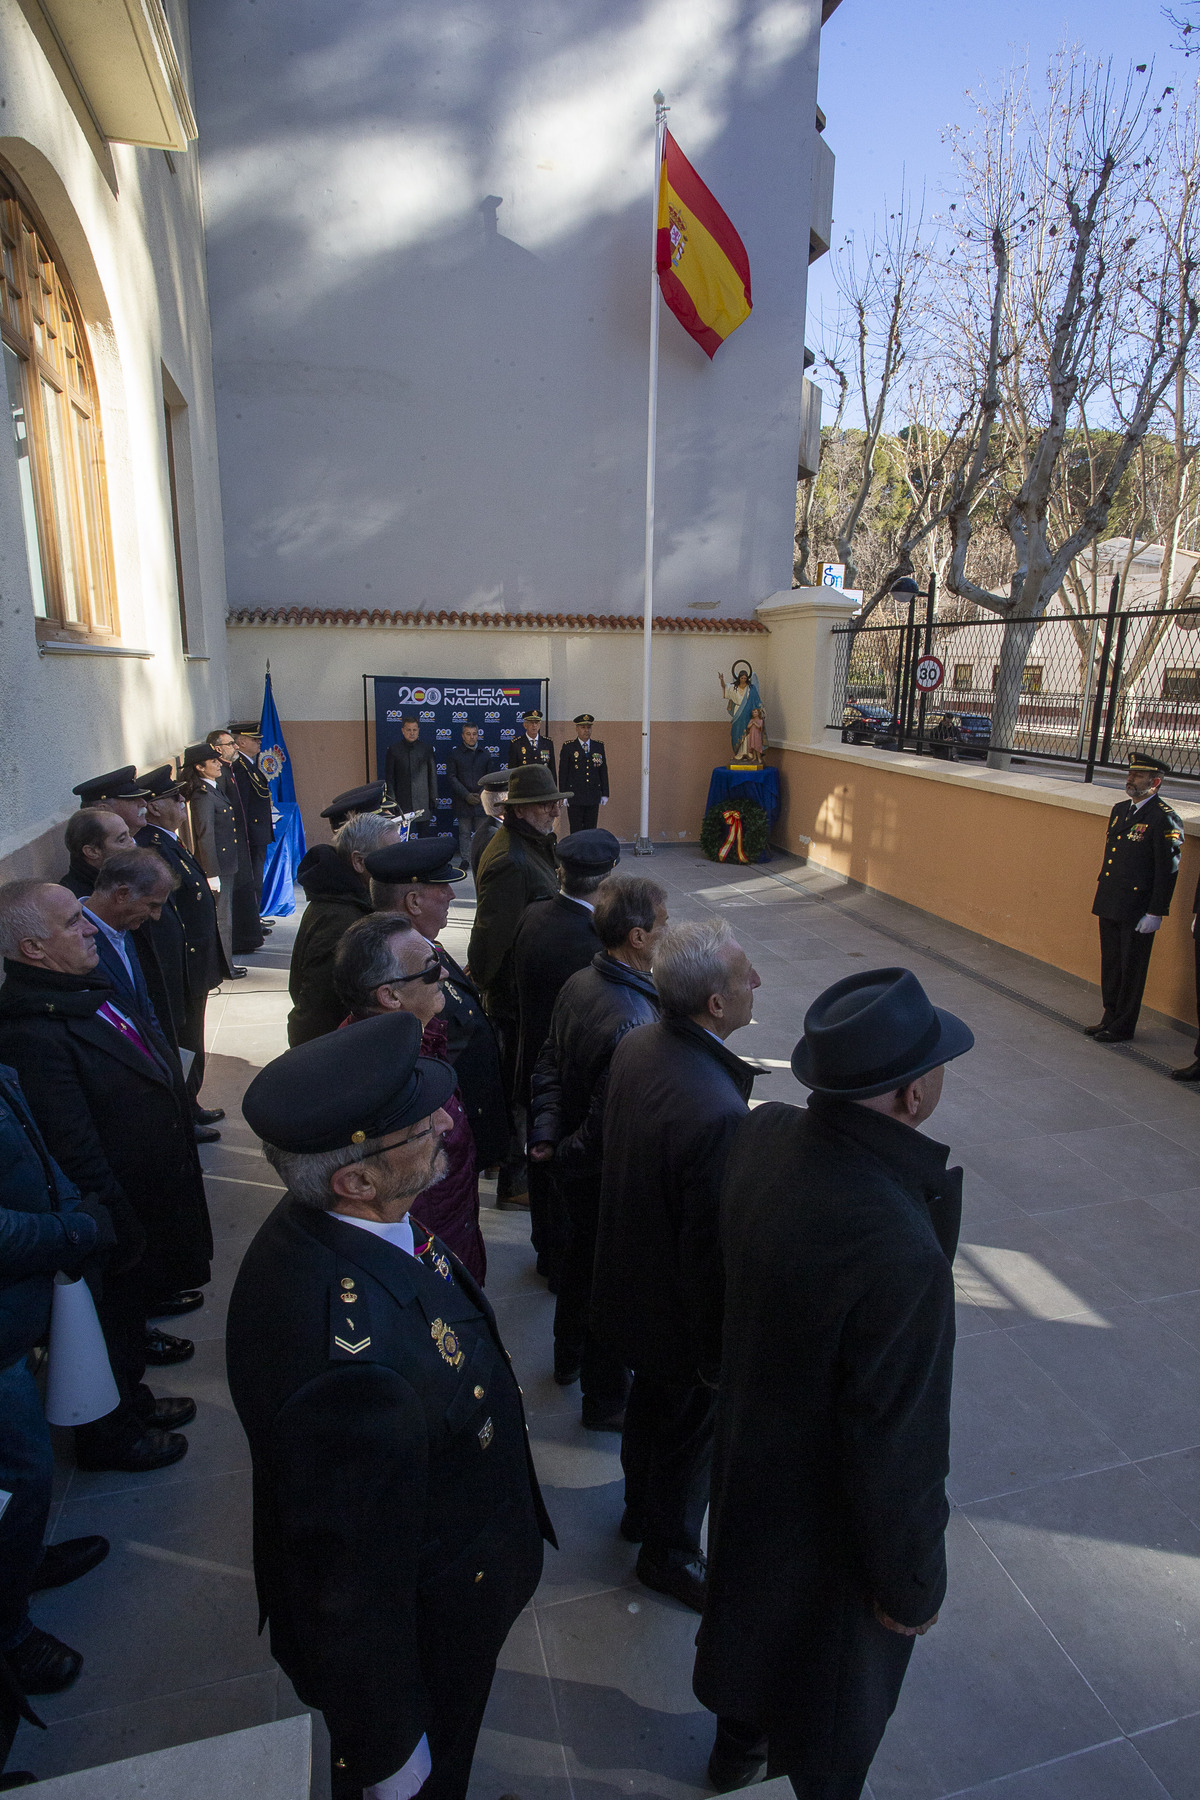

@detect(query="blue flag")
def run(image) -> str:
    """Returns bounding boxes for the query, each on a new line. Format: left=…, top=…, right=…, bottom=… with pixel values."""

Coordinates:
left=256, top=672, right=306, bottom=917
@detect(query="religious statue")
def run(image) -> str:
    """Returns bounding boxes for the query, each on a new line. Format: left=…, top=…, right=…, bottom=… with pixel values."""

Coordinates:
left=719, top=662, right=767, bottom=767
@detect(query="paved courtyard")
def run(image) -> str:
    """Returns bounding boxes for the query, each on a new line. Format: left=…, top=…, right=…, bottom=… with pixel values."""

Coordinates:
left=14, top=847, right=1200, bottom=1799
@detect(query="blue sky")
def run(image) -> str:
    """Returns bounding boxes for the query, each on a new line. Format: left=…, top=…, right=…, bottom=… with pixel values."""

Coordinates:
left=808, top=0, right=1194, bottom=336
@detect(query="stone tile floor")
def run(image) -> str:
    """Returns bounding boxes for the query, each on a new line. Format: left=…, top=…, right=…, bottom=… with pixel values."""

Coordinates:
left=13, top=848, right=1200, bottom=1798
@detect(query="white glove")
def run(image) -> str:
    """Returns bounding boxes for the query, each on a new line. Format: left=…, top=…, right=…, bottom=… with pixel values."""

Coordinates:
left=599, top=796, right=608, bottom=806
left=1193, top=915, right=1196, bottom=938
left=207, top=876, right=221, bottom=894
left=365, top=1735, right=431, bottom=1799
left=1135, top=913, right=1162, bottom=934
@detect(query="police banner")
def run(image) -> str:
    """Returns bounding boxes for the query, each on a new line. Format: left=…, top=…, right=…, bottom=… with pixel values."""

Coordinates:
left=367, top=675, right=548, bottom=835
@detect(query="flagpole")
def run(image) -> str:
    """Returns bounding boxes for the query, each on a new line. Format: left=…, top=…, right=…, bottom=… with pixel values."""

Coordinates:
left=635, top=91, right=669, bottom=855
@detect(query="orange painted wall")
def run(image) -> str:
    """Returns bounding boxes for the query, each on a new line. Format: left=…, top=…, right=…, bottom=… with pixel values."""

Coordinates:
left=770, top=747, right=1200, bottom=1028
left=284, top=717, right=734, bottom=847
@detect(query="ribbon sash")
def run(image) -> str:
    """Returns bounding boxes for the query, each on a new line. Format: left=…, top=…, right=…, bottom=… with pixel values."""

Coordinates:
left=718, top=808, right=747, bottom=864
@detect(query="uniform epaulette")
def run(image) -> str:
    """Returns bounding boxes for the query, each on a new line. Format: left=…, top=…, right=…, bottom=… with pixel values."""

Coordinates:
left=330, top=1272, right=372, bottom=1358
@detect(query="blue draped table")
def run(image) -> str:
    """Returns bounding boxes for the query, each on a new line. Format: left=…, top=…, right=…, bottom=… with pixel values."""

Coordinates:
left=703, top=765, right=781, bottom=864
left=260, top=801, right=306, bottom=917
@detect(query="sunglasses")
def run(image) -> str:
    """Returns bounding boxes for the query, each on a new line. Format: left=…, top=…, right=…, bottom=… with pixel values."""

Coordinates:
left=386, top=956, right=442, bottom=988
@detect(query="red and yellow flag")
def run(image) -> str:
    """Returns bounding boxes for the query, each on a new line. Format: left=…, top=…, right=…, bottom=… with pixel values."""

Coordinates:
left=656, top=131, right=752, bottom=359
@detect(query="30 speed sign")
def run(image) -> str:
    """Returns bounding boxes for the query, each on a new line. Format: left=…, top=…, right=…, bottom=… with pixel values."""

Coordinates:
left=914, top=655, right=945, bottom=693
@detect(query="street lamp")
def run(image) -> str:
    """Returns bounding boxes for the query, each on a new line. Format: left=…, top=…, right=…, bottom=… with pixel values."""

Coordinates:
left=887, top=573, right=938, bottom=750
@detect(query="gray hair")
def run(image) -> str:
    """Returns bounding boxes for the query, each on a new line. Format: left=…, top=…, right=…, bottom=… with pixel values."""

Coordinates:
left=369, top=878, right=415, bottom=915
left=591, top=874, right=667, bottom=949
left=560, top=865, right=611, bottom=900
left=92, top=847, right=178, bottom=899
left=64, top=809, right=122, bottom=861
left=652, top=918, right=738, bottom=1020
left=334, top=913, right=415, bottom=1014
left=0, top=880, right=61, bottom=958
left=334, top=812, right=399, bottom=864
left=261, top=1134, right=391, bottom=1208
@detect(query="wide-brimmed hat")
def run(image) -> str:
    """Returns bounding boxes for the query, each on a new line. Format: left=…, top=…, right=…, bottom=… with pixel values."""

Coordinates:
left=242, top=1012, right=457, bottom=1153
left=791, top=967, right=973, bottom=1100
left=506, top=764, right=572, bottom=805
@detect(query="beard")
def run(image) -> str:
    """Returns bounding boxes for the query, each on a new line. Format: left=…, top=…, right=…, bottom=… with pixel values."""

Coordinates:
left=423, top=1145, right=450, bottom=1189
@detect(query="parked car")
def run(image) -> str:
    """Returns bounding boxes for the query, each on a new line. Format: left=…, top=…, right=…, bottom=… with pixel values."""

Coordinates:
left=928, top=711, right=992, bottom=758
left=841, top=701, right=894, bottom=744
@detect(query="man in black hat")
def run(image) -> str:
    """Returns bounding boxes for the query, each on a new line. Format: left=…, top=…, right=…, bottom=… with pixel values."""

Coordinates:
left=183, top=742, right=243, bottom=975
left=365, top=839, right=508, bottom=1174
left=207, top=728, right=265, bottom=956
left=469, top=763, right=571, bottom=1212
left=693, top=967, right=973, bottom=1800
left=1088, top=752, right=1183, bottom=1043
left=320, top=781, right=391, bottom=834
left=446, top=725, right=499, bottom=866
left=385, top=717, right=439, bottom=836
left=71, top=767, right=149, bottom=835
left=560, top=716, right=610, bottom=833
left=226, top=1012, right=555, bottom=1800
left=507, top=709, right=556, bottom=779
left=228, top=723, right=276, bottom=925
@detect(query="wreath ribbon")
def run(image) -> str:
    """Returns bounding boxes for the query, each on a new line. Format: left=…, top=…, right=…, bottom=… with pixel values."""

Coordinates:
left=718, top=808, right=746, bottom=864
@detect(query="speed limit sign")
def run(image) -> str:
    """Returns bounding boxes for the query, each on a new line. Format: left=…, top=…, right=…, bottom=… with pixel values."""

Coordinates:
left=914, top=655, right=945, bottom=693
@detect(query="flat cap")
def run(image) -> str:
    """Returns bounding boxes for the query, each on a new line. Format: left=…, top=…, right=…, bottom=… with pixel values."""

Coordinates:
left=241, top=1012, right=457, bottom=1154
left=321, top=781, right=388, bottom=823
left=478, top=770, right=510, bottom=793
left=1129, top=751, right=1172, bottom=775
left=138, top=764, right=185, bottom=799
left=229, top=721, right=262, bottom=737
left=365, top=840, right=466, bottom=885
left=72, top=766, right=148, bottom=803
left=573, top=713, right=596, bottom=726
left=181, top=742, right=221, bottom=770
left=556, top=828, right=620, bottom=871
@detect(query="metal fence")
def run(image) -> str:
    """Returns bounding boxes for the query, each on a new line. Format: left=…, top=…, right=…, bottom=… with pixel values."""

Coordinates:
left=829, top=592, right=1200, bottom=779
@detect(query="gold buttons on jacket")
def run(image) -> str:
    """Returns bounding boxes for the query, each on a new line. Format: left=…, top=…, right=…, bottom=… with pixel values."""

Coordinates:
left=474, top=1570, right=484, bottom=1583
left=474, top=1385, right=485, bottom=1399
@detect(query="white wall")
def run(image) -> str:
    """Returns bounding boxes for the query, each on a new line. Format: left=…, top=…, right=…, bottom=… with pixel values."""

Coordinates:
left=190, top=0, right=825, bottom=624
left=0, top=0, right=231, bottom=872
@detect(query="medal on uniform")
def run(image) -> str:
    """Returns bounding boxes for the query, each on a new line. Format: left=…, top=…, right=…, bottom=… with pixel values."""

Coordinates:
left=431, top=1317, right=464, bottom=1367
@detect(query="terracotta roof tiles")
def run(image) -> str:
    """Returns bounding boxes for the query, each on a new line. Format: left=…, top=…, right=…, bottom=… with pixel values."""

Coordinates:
left=226, top=606, right=767, bottom=634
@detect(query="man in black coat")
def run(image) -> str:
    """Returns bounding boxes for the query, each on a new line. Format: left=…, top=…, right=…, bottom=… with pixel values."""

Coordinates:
left=60, top=809, right=134, bottom=897
left=470, top=771, right=508, bottom=882
left=1088, top=751, right=1183, bottom=1043
left=229, top=723, right=276, bottom=915
left=593, top=917, right=759, bottom=1613
left=385, top=717, right=440, bottom=836
left=185, top=741, right=242, bottom=973
left=81, top=848, right=181, bottom=1064
left=512, top=830, right=619, bottom=1282
left=366, top=839, right=509, bottom=1172
left=227, top=1012, right=555, bottom=1800
left=0, top=881, right=208, bottom=1474
left=208, top=726, right=265, bottom=956
left=529, top=875, right=666, bottom=1423
left=559, top=714, right=610, bottom=833
left=446, top=725, right=499, bottom=866
left=693, top=967, right=973, bottom=1800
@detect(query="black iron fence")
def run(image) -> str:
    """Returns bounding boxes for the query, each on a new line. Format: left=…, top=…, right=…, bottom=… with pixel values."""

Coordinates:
left=829, top=584, right=1200, bottom=780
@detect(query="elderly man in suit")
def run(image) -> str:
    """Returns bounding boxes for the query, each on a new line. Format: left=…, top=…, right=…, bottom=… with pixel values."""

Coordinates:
left=227, top=1012, right=555, bottom=1800
left=694, top=968, right=973, bottom=1799
left=80, top=848, right=180, bottom=1061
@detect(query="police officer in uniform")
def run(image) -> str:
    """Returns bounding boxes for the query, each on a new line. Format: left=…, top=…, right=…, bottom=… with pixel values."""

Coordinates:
left=507, top=709, right=556, bottom=780
left=227, top=1013, right=555, bottom=1800
left=1089, top=752, right=1183, bottom=1043
left=228, top=723, right=276, bottom=921
left=560, top=715, right=610, bottom=833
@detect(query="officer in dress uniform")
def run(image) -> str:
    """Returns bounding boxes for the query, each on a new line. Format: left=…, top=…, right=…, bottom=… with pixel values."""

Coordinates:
left=227, top=1012, right=555, bottom=1800
left=507, top=710, right=556, bottom=780
left=560, top=715, right=610, bottom=834
left=228, top=723, right=276, bottom=920
left=1088, top=752, right=1183, bottom=1043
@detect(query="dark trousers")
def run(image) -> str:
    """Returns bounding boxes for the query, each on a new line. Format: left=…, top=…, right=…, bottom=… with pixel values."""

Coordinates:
left=0, top=1357, right=53, bottom=1650
left=621, top=1374, right=715, bottom=1561
left=490, top=1013, right=528, bottom=1207
left=528, top=1157, right=565, bottom=1275
left=232, top=871, right=264, bottom=953
left=457, top=809, right=484, bottom=866
left=713, top=1599, right=914, bottom=1800
left=1097, top=915, right=1157, bottom=1038
left=566, top=804, right=600, bottom=833
left=214, top=881, right=234, bottom=967
left=330, top=1654, right=497, bottom=1800
left=554, top=1176, right=628, bottom=1415
left=179, top=989, right=208, bottom=1104
left=74, top=1269, right=150, bottom=1456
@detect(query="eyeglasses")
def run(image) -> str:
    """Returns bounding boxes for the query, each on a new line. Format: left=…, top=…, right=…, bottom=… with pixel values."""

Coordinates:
left=386, top=957, right=442, bottom=988
left=374, top=1119, right=440, bottom=1153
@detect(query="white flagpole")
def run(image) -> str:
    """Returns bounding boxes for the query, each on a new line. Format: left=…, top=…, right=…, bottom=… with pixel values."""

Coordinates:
left=636, top=90, right=669, bottom=855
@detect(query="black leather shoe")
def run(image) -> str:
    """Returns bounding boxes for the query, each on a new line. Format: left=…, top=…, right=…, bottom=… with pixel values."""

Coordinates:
left=707, top=1742, right=768, bottom=1792
left=261, top=917, right=278, bottom=927
left=5, top=1625, right=83, bottom=1694
left=30, top=1535, right=109, bottom=1591
left=581, top=1403, right=626, bottom=1433
left=194, top=1123, right=221, bottom=1143
left=144, top=1327, right=194, bottom=1365
left=147, top=1290, right=204, bottom=1318
left=636, top=1550, right=707, bottom=1612
left=553, top=1352, right=581, bottom=1387
left=1093, top=1028, right=1133, bottom=1043
left=75, top=1427, right=189, bottom=1472
left=193, top=1107, right=226, bottom=1125
left=133, top=1393, right=197, bottom=1430
left=228, top=967, right=249, bottom=980
left=1172, top=1060, right=1200, bottom=1081
left=619, top=1508, right=645, bottom=1544
left=1083, top=1021, right=1108, bottom=1036
left=0, top=1773, right=38, bottom=1789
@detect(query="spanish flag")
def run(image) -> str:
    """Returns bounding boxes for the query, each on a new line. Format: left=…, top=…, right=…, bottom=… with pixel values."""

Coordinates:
left=656, top=131, right=752, bottom=359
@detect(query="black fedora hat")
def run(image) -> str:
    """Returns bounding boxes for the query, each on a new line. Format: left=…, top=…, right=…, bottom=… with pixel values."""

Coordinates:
left=791, top=967, right=973, bottom=1100
left=506, top=763, right=572, bottom=804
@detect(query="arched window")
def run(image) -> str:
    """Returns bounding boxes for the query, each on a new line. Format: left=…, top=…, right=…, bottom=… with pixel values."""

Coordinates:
left=0, top=175, right=117, bottom=638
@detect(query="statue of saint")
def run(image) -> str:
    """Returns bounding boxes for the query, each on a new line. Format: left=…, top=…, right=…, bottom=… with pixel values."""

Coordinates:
left=719, top=663, right=766, bottom=766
